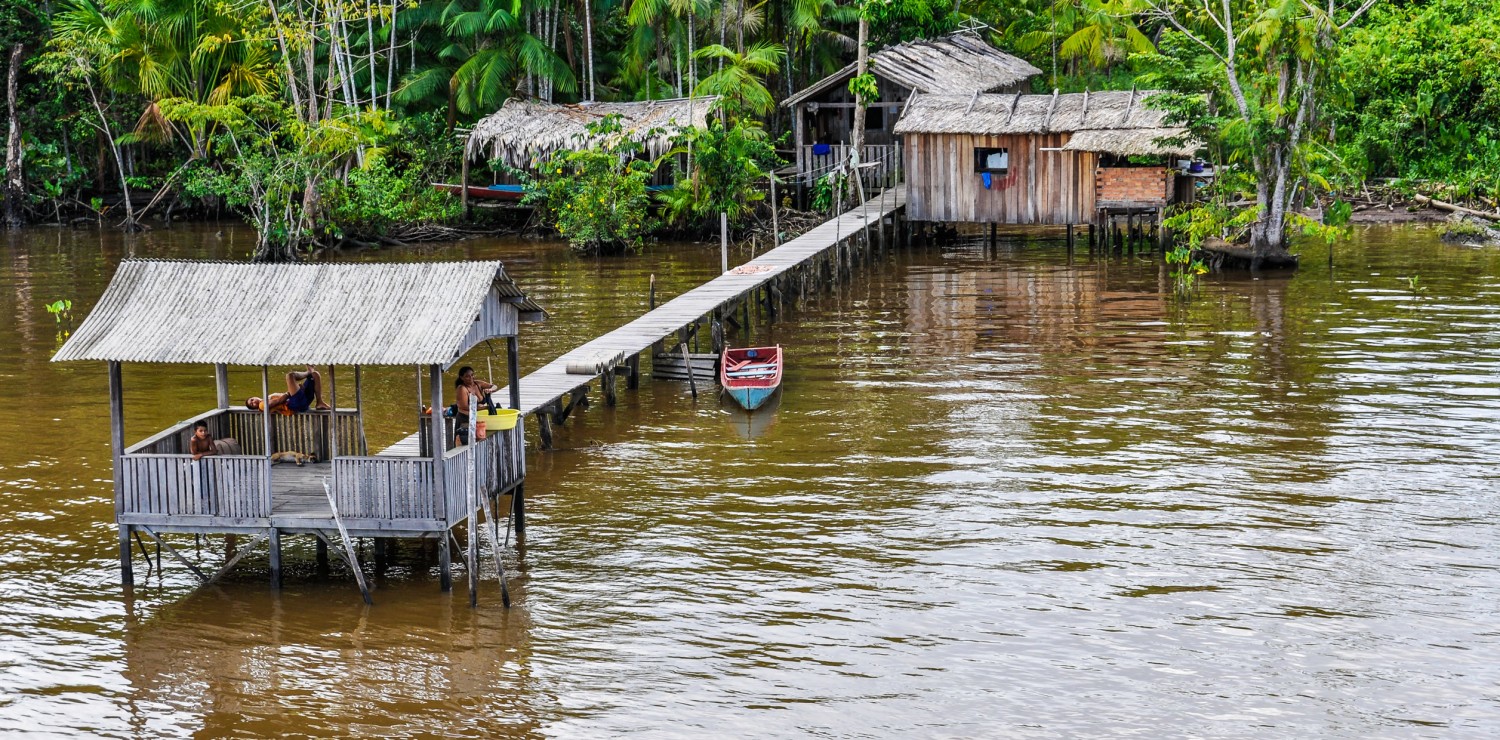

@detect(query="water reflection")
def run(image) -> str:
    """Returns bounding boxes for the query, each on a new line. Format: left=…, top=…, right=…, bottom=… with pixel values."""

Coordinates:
left=2, top=223, right=1499, bottom=735
left=121, top=580, right=540, bottom=737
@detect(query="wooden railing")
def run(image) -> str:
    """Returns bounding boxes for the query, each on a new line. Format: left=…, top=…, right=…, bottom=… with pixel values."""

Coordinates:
left=331, top=457, right=437, bottom=520
left=223, top=408, right=365, bottom=459
left=126, top=408, right=365, bottom=459
left=119, top=454, right=268, bottom=519
left=440, top=419, right=526, bottom=521
left=798, top=144, right=903, bottom=189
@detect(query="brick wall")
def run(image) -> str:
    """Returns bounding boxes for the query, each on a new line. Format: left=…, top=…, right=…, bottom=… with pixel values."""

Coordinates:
left=1095, top=166, right=1170, bottom=204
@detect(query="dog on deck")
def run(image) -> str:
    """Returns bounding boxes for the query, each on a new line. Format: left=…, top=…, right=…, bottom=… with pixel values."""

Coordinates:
left=270, top=451, right=317, bottom=466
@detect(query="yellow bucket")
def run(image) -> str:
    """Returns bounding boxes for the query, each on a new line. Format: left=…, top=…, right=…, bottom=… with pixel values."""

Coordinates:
left=479, top=408, right=519, bottom=431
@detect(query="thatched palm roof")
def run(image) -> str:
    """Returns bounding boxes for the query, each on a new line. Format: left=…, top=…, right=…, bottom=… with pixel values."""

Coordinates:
left=783, top=33, right=1041, bottom=108
left=466, top=97, right=718, bottom=169
left=892, top=90, right=1201, bottom=156
left=53, top=260, right=544, bottom=367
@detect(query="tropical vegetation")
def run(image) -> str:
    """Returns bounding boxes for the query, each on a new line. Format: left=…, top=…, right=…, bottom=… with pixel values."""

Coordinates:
left=0, top=0, right=1494, bottom=264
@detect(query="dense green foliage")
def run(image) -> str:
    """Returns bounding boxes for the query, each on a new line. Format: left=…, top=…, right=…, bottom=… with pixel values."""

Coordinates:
left=1333, top=0, right=1500, bottom=199
left=658, top=116, right=780, bottom=229
left=521, top=115, right=655, bottom=253
left=0, top=0, right=1493, bottom=258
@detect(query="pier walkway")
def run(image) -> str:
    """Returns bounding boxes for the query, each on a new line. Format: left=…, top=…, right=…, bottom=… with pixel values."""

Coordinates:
left=382, top=186, right=905, bottom=456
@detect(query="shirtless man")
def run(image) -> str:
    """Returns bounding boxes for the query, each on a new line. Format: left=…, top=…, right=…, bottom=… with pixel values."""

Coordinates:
left=246, top=366, right=331, bottom=416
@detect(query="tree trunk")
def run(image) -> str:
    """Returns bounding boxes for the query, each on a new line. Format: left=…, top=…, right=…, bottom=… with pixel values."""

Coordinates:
left=4, top=43, right=24, bottom=229
left=848, top=17, right=869, bottom=203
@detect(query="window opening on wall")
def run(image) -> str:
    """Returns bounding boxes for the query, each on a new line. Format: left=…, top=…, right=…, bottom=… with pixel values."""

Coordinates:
left=975, top=147, right=1009, bottom=173
left=866, top=107, right=885, bottom=130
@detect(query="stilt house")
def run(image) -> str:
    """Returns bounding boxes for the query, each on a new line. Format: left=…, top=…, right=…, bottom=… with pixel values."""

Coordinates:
left=892, top=89, right=1199, bottom=231
left=52, top=259, right=544, bottom=601
left=782, top=32, right=1042, bottom=189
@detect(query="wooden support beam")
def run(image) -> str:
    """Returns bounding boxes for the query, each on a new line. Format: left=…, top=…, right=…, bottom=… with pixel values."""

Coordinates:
left=109, top=361, right=130, bottom=586
left=625, top=352, right=641, bottom=390
left=269, top=529, right=281, bottom=588
left=140, top=527, right=209, bottom=583
left=207, top=533, right=269, bottom=585
left=214, top=364, right=229, bottom=409
left=438, top=529, right=452, bottom=591
left=316, top=536, right=329, bottom=574
left=320, top=482, right=373, bottom=605
left=535, top=411, right=553, bottom=450
left=506, top=336, right=521, bottom=411
left=602, top=367, right=617, bottom=406
left=512, top=483, right=526, bottom=541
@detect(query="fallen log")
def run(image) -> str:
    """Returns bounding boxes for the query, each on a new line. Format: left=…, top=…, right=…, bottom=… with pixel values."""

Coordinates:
left=1413, top=195, right=1500, bottom=223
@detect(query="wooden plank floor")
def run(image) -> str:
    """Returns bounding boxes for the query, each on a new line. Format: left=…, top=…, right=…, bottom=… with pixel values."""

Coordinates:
left=384, top=187, right=904, bottom=454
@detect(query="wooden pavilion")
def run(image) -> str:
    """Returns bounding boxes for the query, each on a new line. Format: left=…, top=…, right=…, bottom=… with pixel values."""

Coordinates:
left=52, top=259, right=545, bottom=603
left=781, top=32, right=1041, bottom=191
left=892, top=89, right=1201, bottom=244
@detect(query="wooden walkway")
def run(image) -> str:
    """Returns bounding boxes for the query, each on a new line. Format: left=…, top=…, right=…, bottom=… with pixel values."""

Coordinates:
left=380, top=187, right=904, bottom=452
left=511, top=187, right=904, bottom=413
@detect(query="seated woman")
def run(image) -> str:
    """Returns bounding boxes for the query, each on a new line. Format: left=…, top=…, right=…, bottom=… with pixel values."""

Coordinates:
left=246, top=366, right=331, bottom=416
left=453, top=365, right=499, bottom=445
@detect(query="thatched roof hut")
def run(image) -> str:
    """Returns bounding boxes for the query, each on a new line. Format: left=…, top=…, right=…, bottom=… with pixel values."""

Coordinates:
left=893, top=89, right=1200, bottom=156
left=783, top=33, right=1042, bottom=108
left=466, top=97, right=718, bottom=169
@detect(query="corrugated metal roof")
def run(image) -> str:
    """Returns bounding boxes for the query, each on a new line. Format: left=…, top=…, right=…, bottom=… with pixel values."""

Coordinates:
left=894, top=90, right=1189, bottom=135
left=782, top=33, right=1041, bottom=108
left=52, top=260, right=545, bottom=366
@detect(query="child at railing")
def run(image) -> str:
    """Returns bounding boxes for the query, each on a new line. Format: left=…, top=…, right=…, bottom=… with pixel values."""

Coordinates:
left=189, top=421, right=241, bottom=460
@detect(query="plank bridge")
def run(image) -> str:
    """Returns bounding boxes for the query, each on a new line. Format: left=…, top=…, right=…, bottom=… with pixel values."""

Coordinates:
left=387, top=185, right=908, bottom=456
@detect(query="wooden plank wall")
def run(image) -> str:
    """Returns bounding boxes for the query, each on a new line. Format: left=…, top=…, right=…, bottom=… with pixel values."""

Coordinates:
left=904, top=133, right=1097, bottom=224
left=331, top=457, right=437, bottom=519
left=455, top=287, right=520, bottom=360
left=119, top=454, right=268, bottom=518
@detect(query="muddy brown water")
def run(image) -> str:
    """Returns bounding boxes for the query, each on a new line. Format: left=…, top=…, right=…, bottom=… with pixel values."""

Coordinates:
left=1, top=224, right=1498, bottom=737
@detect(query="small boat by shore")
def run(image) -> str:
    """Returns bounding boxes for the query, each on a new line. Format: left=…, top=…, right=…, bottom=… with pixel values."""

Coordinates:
left=720, top=346, right=783, bottom=411
left=431, top=183, right=526, bottom=201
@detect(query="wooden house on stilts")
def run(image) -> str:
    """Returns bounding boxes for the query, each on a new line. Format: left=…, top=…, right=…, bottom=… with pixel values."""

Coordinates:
left=52, top=259, right=545, bottom=605
left=892, top=89, right=1201, bottom=246
left=783, top=32, right=1041, bottom=192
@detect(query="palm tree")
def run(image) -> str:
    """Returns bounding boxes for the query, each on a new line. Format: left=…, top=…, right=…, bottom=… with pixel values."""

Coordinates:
left=395, top=0, right=574, bottom=122
left=692, top=42, right=784, bottom=116
left=53, top=0, right=278, bottom=156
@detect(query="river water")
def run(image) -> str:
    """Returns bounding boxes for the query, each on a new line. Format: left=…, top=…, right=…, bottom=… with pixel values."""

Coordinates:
left=1, top=223, right=1497, bottom=737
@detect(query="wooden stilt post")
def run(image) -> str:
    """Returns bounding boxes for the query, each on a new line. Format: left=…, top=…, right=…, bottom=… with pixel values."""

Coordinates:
left=990, top=222, right=997, bottom=248
left=354, top=365, right=366, bottom=454
left=602, top=367, right=617, bottom=406
left=438, top=532, right=452, bottom=591
left=269, top=529, right=281, bottom=588
left=109, top=361, right=131, bottom=586
left=506, top=336, right=521, bottom=411
left=260, top=365, right=272, bottom=549
left=316, top=537, right=329, bottom=573
left=1066, top=224, right=1075, bottom=254
left=513, top=483, right=526, bottom=542
left=466, top=407, right=479, bottom=607
left=535, top=412, right=553, bottom=450
left=626, top=352, right=640, bottom=390
left=429, top=364, right=450, bottom=591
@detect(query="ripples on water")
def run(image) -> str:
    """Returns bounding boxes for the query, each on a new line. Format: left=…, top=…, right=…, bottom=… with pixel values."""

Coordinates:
left=1, top=225, right=1498, bottom=736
